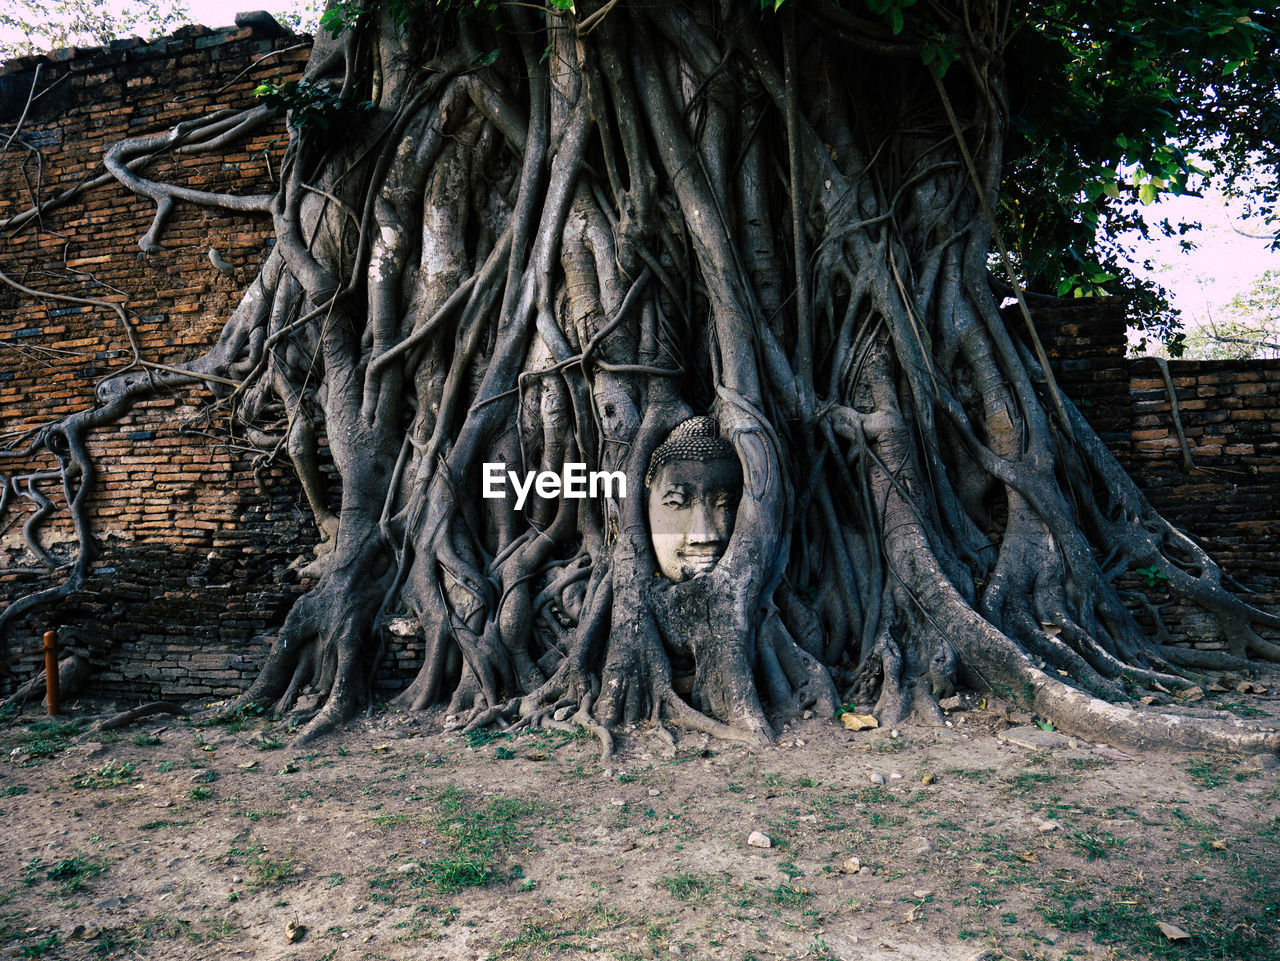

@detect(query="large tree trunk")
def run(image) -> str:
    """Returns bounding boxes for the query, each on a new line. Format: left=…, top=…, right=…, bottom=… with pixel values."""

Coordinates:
left=4, top=0, right=1279, bottom=754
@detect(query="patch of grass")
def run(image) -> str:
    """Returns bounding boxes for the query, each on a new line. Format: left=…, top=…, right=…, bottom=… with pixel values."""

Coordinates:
left=1072, top=830, right=1126, bottom=861
left=1213, top=700, right=1268, bottom=719
left=188, top=786, right=213, bottom=801
left=1040, top=881, right=1275, bottom=961
left=16, top=719, right=85, bottom=761
left=131, top=732, right=162, bottom=746
left=371, top=812, right=414, bottom=828
left=225, top=843, right=292, bottom=888
left=1, top=785, right=28, bottom=798
left=1185, top=758, right=1255, bottom=789
left=75, top=760, right=138, bottom=789
left=659, top=871, right=712, bottom=902
left=42, top=855, right=108, bottom=896
left=414, top=786, right=539, bottom=893
left=465, top=728, right=509, bottom=748
left=771, top=883, right=812, bottom=908
left=944, top=767, right=995, bottom=782
left=18, top=933, right=58, bottom=958
left=1008, top=769, right=1069, bottom=793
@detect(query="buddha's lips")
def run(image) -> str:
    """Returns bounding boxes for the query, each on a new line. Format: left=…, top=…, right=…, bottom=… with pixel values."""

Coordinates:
left=678, top=548, right=723, bottom=571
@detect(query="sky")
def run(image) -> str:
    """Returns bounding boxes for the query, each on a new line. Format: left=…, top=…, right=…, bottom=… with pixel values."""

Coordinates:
left=1121, top=191, right=1278, bottom=328
left=183, top=0, right=311, bottom=30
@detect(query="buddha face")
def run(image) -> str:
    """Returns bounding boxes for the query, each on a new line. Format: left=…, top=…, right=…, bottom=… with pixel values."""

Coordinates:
left=647, top=456, right=742, bottom=581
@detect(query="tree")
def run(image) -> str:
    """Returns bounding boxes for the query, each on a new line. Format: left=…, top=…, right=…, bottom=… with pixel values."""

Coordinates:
left=3, top=0, right=1279, bottom=753
left=1185, top=268, right=1280, bottom=358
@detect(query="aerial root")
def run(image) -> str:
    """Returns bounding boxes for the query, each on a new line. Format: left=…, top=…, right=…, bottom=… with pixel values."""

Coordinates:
left=1027, top=665, right=1280, bottom=755
left=661, top=690, right=773, bottom=746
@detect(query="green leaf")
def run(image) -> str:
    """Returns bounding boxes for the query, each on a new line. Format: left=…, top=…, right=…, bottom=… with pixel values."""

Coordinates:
left=1138, top=182, right=1158, bottom=205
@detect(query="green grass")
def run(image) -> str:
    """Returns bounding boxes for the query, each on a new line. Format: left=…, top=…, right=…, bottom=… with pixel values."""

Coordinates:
left=1040, top=880, right=1277, bottom=961
left=15, top=719, right=85, bottom=761
left=1186, top=758, right=1256, bottom=788
left=659, top=871, right=712, bottom=902
left=75, top=760, right=138, bottom=789
left=31, top=855, right=108, bottom=896
left=770, top=883, right=812, bottom=907
left=18, top=933, right=58, bottom=958
left=1072, top=829, right=1126, bottom=862
left=414, top=785, right=539, bottom=893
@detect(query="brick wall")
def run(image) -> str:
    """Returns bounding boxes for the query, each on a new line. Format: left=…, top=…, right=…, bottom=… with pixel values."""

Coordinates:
left=0, top=22, right=317, bottom=700
left=1036, top=306, right=1280, bottom=651
left=1120, top=358, right=1280, bottom=645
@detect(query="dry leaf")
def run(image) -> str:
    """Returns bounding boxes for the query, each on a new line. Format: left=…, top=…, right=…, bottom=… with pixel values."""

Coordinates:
left=1206, top=683, right=1228, bottom=693
left=285, top=919, right=307, bottom=943
left=1156, top=921, right=1191, bottom=941
left=1211, top=839, right=1228, bottom=850
left=372, top=744, right=391, bottom=753
left=840, top=712, right=879, bottom=731
left=1175, top=686, right=1205, bottom=702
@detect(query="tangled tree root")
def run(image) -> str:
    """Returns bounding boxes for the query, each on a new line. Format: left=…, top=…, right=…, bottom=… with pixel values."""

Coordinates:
left=2, top=0, right=1277, bottom=756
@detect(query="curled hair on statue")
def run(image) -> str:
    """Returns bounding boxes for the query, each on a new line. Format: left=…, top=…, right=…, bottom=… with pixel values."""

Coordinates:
left=644, top=416, right=736, bottom=490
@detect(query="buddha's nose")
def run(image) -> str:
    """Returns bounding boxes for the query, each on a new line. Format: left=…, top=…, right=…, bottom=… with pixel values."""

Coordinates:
left=687, top=500, right=722, bottom=546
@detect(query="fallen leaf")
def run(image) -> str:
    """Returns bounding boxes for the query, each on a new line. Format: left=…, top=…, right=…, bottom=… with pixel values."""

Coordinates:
left=1156, top=921, right=1191, bottom=941
left=285, top=919, right=307, bottom=943
left=238, top=760, right=258, bottom=770
left=1152, top=680, right=1171, bottom=694
left=921, top=773, right=936, bottom=785
left=1175, top=686, right=1205, bottom=702
left=1139, top=696, right=1159, bottom=705
left=372, top=744, right=391, bottom=753
left=1206, top=683, right=1228, bottom=693
left=840, top=712, right=879, bottom=732
left=1017, top=851, right=1039, bottom=863
left=1211, top=839, right=1228, bottom=850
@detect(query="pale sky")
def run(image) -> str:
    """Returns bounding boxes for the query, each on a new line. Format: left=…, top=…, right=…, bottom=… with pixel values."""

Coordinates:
left=1121, top=191, right=1278, bottom=327
left=183, top=0, right=311, bottom=30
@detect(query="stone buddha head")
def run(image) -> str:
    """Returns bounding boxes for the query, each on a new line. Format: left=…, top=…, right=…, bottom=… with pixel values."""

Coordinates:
left=645, top=416, right=743, bottom=581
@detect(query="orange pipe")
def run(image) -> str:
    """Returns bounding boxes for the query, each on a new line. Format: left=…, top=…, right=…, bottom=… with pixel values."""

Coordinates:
left=43, top=630, right=60, bottom=716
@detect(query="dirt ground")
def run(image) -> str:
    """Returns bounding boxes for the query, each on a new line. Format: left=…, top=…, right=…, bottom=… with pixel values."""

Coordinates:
left=2, top=678, right=1279, bottom=961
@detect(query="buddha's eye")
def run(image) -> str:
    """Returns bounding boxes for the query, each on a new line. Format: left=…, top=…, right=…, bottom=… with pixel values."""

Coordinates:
left=661, top=489, right=688, bottom=508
